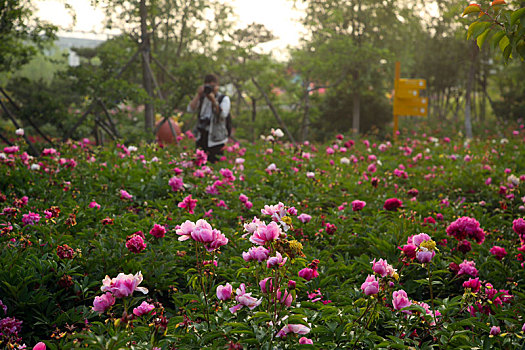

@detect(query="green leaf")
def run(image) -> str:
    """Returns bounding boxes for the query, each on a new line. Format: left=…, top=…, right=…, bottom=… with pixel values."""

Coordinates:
left=477, top=28, right=491, bottom=48
left=491, top=31, right=506, bottom=49
left=499, top=35, right=510, bottom=52
left=467, top=22, right=492, bottom=40
left=517, top=41, right=525, bottom=60
left=510, top=7, right=525, bottom=27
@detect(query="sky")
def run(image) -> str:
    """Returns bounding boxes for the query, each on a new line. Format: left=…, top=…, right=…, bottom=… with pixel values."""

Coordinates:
left=34, top=0, right=308, bottom=57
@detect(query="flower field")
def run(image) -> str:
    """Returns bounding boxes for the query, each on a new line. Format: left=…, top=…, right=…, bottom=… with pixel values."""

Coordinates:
left=1, top=123, right=525, bottom=349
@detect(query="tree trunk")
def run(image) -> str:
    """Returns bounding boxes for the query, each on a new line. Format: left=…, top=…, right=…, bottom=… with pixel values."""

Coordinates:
left=464, top=42, right=478, bottom=139
left=251, top=97, right=256, bottom=143
left=140, top=0, right=155, bottom=133
left=352, top=71, right=360, bottom=135
left=352, top=91, right=360, bottom=135
left=301, top=82, right=311, bottom=142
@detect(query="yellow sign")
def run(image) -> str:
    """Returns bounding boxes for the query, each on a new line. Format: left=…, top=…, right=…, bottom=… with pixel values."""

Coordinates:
left=398, top=79, right=426, bottom=89
left=394, top=97, right=428, bottom=108
left=393, top=105, right=427, bottom=116
left=396, top=88, right=419, bottom=98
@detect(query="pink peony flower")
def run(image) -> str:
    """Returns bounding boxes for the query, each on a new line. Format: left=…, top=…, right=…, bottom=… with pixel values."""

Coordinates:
left=513, top=218, right=525, bottom=240
left=267, top=251, right=287, bottom=268
left=463, top=277, right=481, bottom=292
left=191, top=224, right=228, bottom=252
left=276, top=289, right=293, bottom=307
left=3, top=146, right=19, bottom=153
left=416, top=249, right=435, bottom=263
left=89, top=201, right=101, bottom=209
left=276, top=324, right=311, bottom=338
left=351, top=200, right=366, bottom=211
left=259, top=277, right=274, bottom=294
left=361, top=275, right=379, bottom=296
left=250, top=221, right=282, bottom=245
left=217, top=283, right=233, bottom=300
left=149, top=224, right=166, bottom=238
left=384, top=198, right=403, bottom=211
left=392, top=290, right=411, bottom=311
left=298, top=267, right=319, bottom=281
left=412, top=233, right=431, bottom=247
left=126, top=234, right=147, bottom=253
left=178, top=195, right=197, bottom=214
left=229, top=283, right=262, bottom=313
left=168, top=176, right=185, bottom=191
left=100, top=271, right=148, bottom=298
left=457, top=240, right=472, bottom=253
left=458, top=260, right=478, bottom=277
left=242, top=246, right=270, bottom=262
left=399, top=244, right=417, bottom=259
left=446, top=216, right=485, bottom=244
left=120, top=190, right=133, bottom=200
left=371, top=258, right=393, bottom=277
left=22, top=212, right=40, bottom=226
left=33, top=342, right=46, bottom=350
left=297, top=213, right=312, bottom=223
left=299, top=337, right=314, bottom=344
left=489, top=246, right=507, bottom=260
left=133, top=301, right=155, bottom=316
left=490, top=326, right=501, bottom=336
left=175, top=220, right=199, bottom=241
left=239, top=194, right=249, bottom=203
left=92, top=292, right=115, bottom=313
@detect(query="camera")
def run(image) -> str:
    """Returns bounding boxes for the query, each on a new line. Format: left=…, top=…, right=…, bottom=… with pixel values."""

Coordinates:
left=203, top=84, right=214, bottom=95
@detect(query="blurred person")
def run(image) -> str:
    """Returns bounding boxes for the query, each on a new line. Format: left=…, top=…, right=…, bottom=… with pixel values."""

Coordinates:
left=188, top=74, right=231, bottom=163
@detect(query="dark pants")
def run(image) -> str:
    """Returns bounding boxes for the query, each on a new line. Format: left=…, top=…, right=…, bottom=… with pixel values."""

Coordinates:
left=196, top=129, right=224, bottom=163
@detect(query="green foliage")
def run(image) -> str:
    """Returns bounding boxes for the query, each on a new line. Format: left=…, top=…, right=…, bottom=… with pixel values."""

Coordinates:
left=462, top=0, right=525, bottom=61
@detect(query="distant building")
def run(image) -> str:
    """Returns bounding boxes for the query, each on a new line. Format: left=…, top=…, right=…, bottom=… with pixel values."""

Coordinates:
left=54, top=36, right=105, bottom=66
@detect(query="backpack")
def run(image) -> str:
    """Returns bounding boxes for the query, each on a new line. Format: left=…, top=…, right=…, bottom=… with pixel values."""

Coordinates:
left=218, top=94, right=233, bottom=137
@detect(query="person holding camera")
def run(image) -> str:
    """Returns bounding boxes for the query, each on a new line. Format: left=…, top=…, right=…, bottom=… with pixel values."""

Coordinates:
left=187, top=74, right=231, bottom=163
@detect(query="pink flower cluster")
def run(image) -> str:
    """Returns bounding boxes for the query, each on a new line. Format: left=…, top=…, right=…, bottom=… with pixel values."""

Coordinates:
left=446, top=216, right=485, bottom=244
left=178, top=195, right=197, bottom=214
left=22, top=212, right=40, bottom=226
left=93, top=272, right=148, bottom=314
left=242, top=246, right=269, bottom=262
left=384, top=198, right=403, bottom=211
left=229, top=283, right=262, bottom=314
left=126, top=231, right=147, bottom=253
left=175, top=219, right=228, bottom=251
left=168, top=176, right=185, bottom=192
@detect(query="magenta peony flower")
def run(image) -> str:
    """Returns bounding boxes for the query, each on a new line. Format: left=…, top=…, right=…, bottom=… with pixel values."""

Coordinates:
left=149, top=224, right=166, bottom=238
left=276, top=324, right=311, bottom=338
left=239, top=194, right=248, bottom=203
left=92, top=292, right=115, bottom=313
left=3, top=146, right=19, bottom=153
left=298, top=267, right=319, bottom=281
left=457, top=240, right=472, bottom=253
left=191, top=225, right=228, bottom=252
left=351, top=200, right=366, bottom=211
left=361, top=275, right=379, bottom=296
left=168, top=176, right=185, bottom=192
left=371, top=258, right=391, bottom=277
left=446, top=216, right=485, bottom=244
left=244, top=201, right=253, bottom=209
left=489, top=246, right=507, bottom=260
left=101, top=271, right=148, bottom=298
left=267, top=251, right=287, bottom=268
left=513, top=218, right=525, bottom=240
left=399, top=244, right=417, bottom=259
left=120, top=190, right=133, bottom=200
left=392, top=290, right=411, bottom=311
left=463, top=277, right=481, bottom=292
left=133, top=301, right=155, bottom=316
left=22, top=211, right=40, bottom=226
left=297, top=213, right=312, bottom=223
left=384, top=198, right=403, bottom=211
left=216, top=283, right=233, bottom=300
left=229, top=283, right=262, bottom=313
left=178, top=195, right=197, bottom=214
left=288, top=280, right=296, bottom=289
left=126, top=234, right=147, bottom=253
left=458, top=260, right=478, bottom=277
left=33, top=342, right=46, bottom=350
left=89, top=201, right=101, bottom=209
